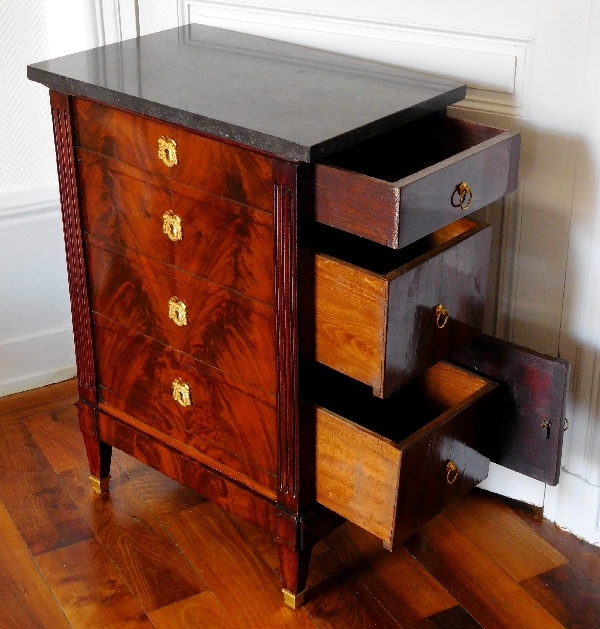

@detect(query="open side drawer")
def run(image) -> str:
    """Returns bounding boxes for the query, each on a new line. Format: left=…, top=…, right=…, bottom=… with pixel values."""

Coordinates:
left=299, top=218, right=492, bottom=397
left=302, top=360, right=498, bottom=549
left=314, top=111, right=520, bottom=249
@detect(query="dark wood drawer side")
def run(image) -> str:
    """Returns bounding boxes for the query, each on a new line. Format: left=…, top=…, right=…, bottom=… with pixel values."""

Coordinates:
left=87, top=243, right=276, bottom=394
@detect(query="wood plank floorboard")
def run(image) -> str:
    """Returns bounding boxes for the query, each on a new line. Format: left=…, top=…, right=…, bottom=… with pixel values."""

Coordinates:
left=496, top=490, right=600, bottom=589
left=0, top=378, right=77, bottom=421
left=520, top=562, right=600, bottom=629
left=444, top=491, right=568, bottom=581
left=404, top=514, right=566, bottom=629
left=147, top=591, right=238, bottom=629
left=23, top=404, right=88, bottom=473
left=0, top=500, right=70, bottom=629
left=412, top=606, right=484, bottom=628
left=159, top=501, right=317, bottom=629
left=0, top=417, right=93, bottom=556
left=36, top=537, right=154, bottom=629
left=59, top=464, right=208, bottom=613
left=324, top=525, right=458, bottom=626
left=2, top=383, right=600, bottom=627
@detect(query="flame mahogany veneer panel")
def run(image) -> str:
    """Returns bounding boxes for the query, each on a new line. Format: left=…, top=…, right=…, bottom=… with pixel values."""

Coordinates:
left=87, top=244, right=276, bottom=394
left=78, top=150, right=274, bottom=305
left=94, top=315, right=278, bottom=494
left=73, top=98, right=275, bottom=213
left=96, top=409, right=283, bottom=531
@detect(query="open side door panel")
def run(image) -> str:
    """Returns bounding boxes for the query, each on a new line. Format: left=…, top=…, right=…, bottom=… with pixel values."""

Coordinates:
left=451, top=335, right=570, bottom=486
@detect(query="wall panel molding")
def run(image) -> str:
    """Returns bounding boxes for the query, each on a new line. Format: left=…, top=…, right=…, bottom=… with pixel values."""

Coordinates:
left=181, top=0, right=533, bottom=116
left=92, top=0, right=139, bottom=46
left=0, top=324, right=75, bottom=398
left=0, top=185, right=59, bottom=228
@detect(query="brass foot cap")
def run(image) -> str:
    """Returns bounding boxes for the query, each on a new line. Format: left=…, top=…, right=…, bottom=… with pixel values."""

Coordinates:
left=90, top=475, right=111, bottom=494
left=282, top=588, right=305, bottom=609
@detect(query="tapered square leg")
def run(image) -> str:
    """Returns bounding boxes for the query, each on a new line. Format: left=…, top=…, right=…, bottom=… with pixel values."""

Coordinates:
left=278, top=542, right=313, bottom=608
left=78, top=403, right=112, bottom=493
left=82, top=432, right=112, bottom=493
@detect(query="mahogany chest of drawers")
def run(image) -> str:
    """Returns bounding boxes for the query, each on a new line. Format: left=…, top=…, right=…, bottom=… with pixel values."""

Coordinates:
left=28, top=24, right=569, bottom=608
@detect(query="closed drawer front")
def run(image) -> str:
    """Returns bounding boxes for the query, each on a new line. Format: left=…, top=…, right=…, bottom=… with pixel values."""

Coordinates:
left=299, top=218, right=492, bottom=398
left=304, top=360, right=497, bottom=548
left=314, top=112, right=520, bottom=249
left=73, top=98, right=275, bottom=213
left=79, top=150, right=274, bottom=305
left=94, top=315, right=278, bottom=495
left=87, top=243, right=276, bottom=394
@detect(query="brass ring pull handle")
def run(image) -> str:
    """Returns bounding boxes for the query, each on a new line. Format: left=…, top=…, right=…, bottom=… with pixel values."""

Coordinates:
left=446, top=460, right=459, bottom=485
left=168, top=297, right=187, bottom=327
left=163, top=211, right=182, bottom=242
left=435, top=304, right=449, bottom=329
left=158, top=135, right=178, bottom=167
left=451, top=181, right=473, bottom=211
left=172, top=378, right=192, bottom=407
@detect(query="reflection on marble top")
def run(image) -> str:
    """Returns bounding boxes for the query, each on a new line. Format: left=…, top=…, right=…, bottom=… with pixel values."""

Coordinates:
left=28, top=24, right=466, bottom=162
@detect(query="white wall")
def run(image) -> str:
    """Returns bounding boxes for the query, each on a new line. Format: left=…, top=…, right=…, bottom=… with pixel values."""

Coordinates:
left=9, top=0, right=600, bottom=545
left=0, top=0, right=81, bottom=396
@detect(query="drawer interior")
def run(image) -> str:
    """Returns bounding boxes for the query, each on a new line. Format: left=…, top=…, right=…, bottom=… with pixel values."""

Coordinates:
left=319, top=111, right=505, bottom=183
left=305, top=216, right=480, bottom=276
left=301, top=359, right=490, bottom=442
left=305, top=359, right=495, bottom=546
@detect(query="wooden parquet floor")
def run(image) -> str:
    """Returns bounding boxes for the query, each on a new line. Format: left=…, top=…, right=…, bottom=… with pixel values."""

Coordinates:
left=1, top=380, right=599, bottom=629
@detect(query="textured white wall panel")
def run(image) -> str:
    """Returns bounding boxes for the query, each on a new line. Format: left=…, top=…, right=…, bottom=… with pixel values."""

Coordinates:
left=0, top=0, right=78, bottom=396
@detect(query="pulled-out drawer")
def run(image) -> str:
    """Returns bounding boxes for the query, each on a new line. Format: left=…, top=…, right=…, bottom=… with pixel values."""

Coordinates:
left=302, top=360, right=498, bottom=549
left=314, top=112, right=520, bottom=249
left=299, top=218, right=491, bottom=397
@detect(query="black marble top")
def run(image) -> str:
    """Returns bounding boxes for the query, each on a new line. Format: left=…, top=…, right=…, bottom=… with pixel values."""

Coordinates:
left=28, top=24, right=466, bottom=162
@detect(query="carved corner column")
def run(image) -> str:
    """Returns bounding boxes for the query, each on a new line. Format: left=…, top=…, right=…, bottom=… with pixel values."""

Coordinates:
left=274, top=160, right=300, bottom=513
left=49, top=90, right=111, bottom=493
left=273, top=160, right=314, bottom=605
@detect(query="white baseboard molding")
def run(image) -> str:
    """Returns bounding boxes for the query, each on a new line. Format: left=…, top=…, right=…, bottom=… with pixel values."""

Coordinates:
left=477, top=462, right=546, bottom=507
left=0, top=184, right=60, bottom=228
left=544, top=470, right=600, bottom=547
left=0, top=325, right=76, bottom=398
